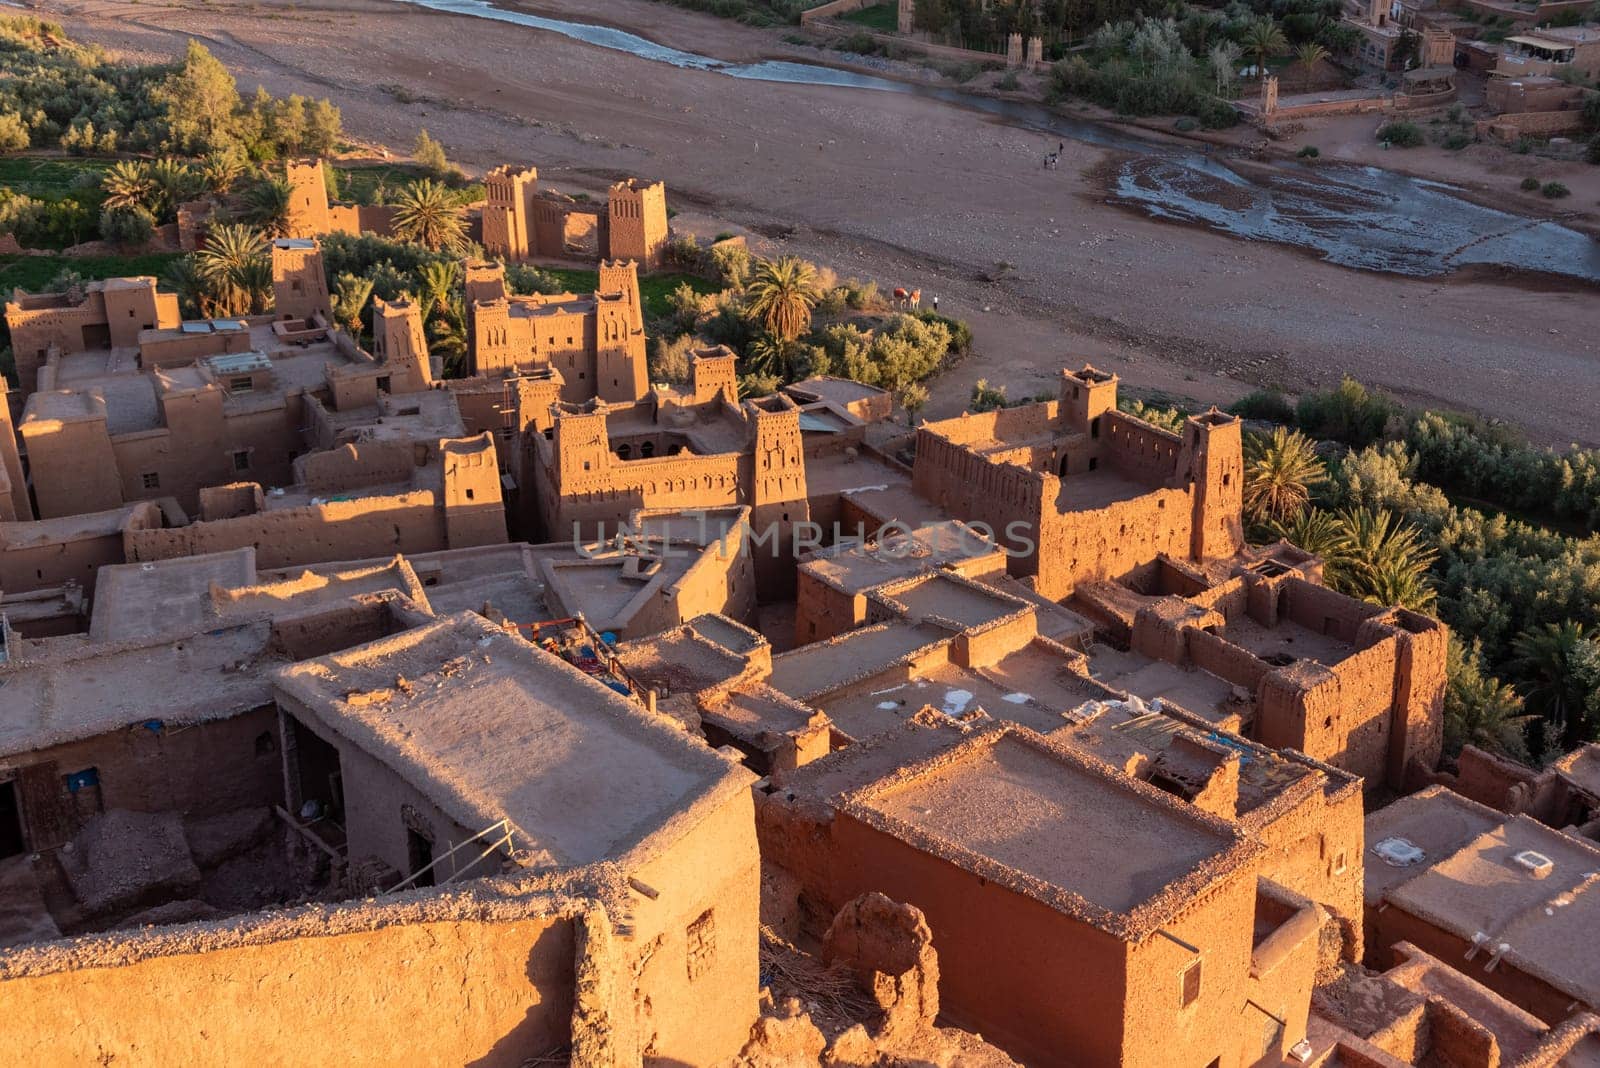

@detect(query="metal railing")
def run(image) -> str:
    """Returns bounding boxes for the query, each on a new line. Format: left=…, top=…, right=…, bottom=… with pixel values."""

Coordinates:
left=385, top=817, right=515, bottom=894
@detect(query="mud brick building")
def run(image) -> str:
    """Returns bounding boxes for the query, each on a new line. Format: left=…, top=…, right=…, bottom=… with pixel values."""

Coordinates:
left=481, top=165, right=669, bottom=270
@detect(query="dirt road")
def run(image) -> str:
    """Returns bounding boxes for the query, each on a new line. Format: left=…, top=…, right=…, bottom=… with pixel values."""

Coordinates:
left=37, top=0, right=1600, bottom=443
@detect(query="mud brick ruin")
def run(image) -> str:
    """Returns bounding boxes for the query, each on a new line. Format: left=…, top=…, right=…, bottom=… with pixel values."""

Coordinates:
left=0, top=215, right=1593, bottom=1067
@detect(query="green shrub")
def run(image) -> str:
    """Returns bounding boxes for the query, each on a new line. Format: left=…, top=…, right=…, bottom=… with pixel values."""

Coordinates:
left=1542, top=180, right=1570, bottom=198
left=99, top=204, right=154, bottom=246
left=1377, top=121, right=1425, bottom=148
left=1520, top=176, right=1542, bottom=190
left=1229, top=389, right=1297, bottom=424
left=1175, top=116, right=1199, bottom=131
left=1442, top=132, right=1471, bottom=150
left=998, top=70, right=1021, bottom=91
left=1296, top=145, right=1320, bottom=158
left=1296, top=376, right=1402, bottom=447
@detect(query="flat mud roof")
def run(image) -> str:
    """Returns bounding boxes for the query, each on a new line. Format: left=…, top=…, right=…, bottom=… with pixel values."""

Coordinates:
left=273, top=612, right=743, bottom=869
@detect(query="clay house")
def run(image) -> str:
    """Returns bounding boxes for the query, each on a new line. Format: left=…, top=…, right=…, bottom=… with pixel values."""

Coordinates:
left=1064, top=549, right=1448, bottom=793
left=878, top=366, right=1244, bottom=602
left=1343, top=0, right=1409, bottom=70
left=524, top=347, right=899, bottom=590
left=460, top=258, right=649, bottom=405
left=481, top=165, right=669, bottom=270
left=758, top=718, right=1328, bottom=1067
left=4, top=276, right=181, bottom=396
left=1495, top=26, right=1600, bottom=81
left=0, top=610, right=761, bottom=1066
left=1311, top=940, right=1600, bottom=1066
left=1364, top=786, right=1600, bottom=1026
left=281, top=158, right=398, bottom=241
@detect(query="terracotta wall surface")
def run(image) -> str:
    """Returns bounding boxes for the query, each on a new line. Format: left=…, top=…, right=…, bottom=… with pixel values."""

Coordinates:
left=0, top=707, right=282, bottom=850
left=0, top=913, right=577, bottom=1067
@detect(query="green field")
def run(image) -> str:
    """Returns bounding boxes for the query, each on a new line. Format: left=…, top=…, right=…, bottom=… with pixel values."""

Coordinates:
left=0, top=156, right=113, bottom=200
left=333, top=163, right=484, bottom=207
left=542, top=268, right=718, bottom=321
left=840, top=2, right=897, bottom=32
left=0, top=251, right=182, bottom=294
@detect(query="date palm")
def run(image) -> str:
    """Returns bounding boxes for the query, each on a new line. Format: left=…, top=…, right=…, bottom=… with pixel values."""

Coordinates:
left=1511, top=622, right=1593, bottom=748
left=147, top=159, right=205, bottom=216
left=1330, top=506, right=1436, bottom=611
left=332, top=272, right=376, bottom=338
left=392, top=179, right=467, bottom=253
left=1264, top=506, right=1345, bottom=559
left=1243, top=18, right=1287, bottom=81
left=197, top=222, right=271, bottom=316
left=100, top=160, right=155, bottom=214
left=744, top=256, right=819, bottom=342
left=1243, top=427, right=1326, bottom=525
left=241, top=177, right=294, bottom=237
left=1295, top=42, right=1329, bottom=92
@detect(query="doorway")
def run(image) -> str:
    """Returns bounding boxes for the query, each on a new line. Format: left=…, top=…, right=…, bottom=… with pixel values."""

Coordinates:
left=0, top=781, right=25, bottom=858
left=406, top=828, right=436, bottom=887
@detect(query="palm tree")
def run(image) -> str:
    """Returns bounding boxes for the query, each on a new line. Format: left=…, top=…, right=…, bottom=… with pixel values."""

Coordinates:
left=744, top=256, right=819, bottom=342
left=1265, top=507, right=1346, bottom=559
left=197, top=222, right=270, bottom=316
left=1331, top=506, right=1436, bottom=611
left=1294, top=42, right=1329, bottom=92
left=1243, top=427, right=1326, bottom=525
left=1445, top=637, right=1534, bottom=760
left=332, top=272, right=376, bottom=337
left=391, top=179, right=467, bottom=253
left=241, top=178, right=294, bottom=237
left=162, top=256, right=220, bottom=319
left=1511, top=623, right=1593, bottom=748
left=199, top=150, right=246, bottom=194
left=147, top=159, right=205, bottom=217
left=416, top=259, right=461, bottom=320
left=100, top=160, right=155, bottom=214
left=1243, top=17, right=1287, bottom=82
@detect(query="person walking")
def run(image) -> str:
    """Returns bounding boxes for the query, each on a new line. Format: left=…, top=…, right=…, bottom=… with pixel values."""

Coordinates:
left=931, top=295, right=939, bottom=313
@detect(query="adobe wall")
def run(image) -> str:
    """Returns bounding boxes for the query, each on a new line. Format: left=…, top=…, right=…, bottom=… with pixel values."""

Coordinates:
left=23, top=403, right=122, bottom=519
left=1041, top=487, right=1193, bottom=599
left=823, top=811, right=1133, bottom=1066
left=1282, top=578, right=1381, bottom=643
left=912, top=429, right=1047, bottom=575
left=1247, top=772, right=1365, bottom=956
left=0, top=706, right=281, bottom=849
left=1262, top=636, right=1399, bottom=788
left=794, top=569, right=863, bottom=645
left=541, top=451, right=743, bottom=542
left=1102, top=411, right=1181, bottom=484
left=0, top=502, right=163, bottom=598
left=125, top=490, right=449, bottom=570
left=297, top=441, right=417, bottom=495
left=1387, top=614, right=1447, bottom=787
left=1120, top=870, right=1258, bottom=1068
left=1189, top=628, right=1272, bottom=691
left=1370, top=906, right=1582, bottom=1025
left=652, top=527, right=756, bottom=632
left=1477, top=110, right=1588, bottom=142
left=0, top=905, right=579, bottom=1067
left=282, top=702, right=487, bottom=881
left=618, top=777, right=761, bottom=1064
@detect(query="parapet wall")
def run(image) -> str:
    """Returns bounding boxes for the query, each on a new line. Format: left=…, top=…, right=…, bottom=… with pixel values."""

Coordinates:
left=126, top=490, right=449, bottom=570
left=0, top=892, right=582, bottom=1068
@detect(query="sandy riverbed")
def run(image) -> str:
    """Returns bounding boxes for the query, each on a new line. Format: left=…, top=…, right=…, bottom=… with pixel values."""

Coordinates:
left=35, top=0, right=1600, bottom=443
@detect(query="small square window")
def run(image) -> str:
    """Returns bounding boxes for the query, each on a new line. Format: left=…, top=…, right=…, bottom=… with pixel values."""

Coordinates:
left=1331, top=851, right=1348, bottom=876
left=140, top=472, right=160, bottom=490
left=377, top=375, right=392, bottom=393
left=232, top=449, right=251, bottom=473
left=1180, top=960, right=1202, bottom=1007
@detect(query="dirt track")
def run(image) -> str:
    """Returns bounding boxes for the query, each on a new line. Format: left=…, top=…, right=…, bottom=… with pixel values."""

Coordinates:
left=35, top=0, right=1600, bottom=443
